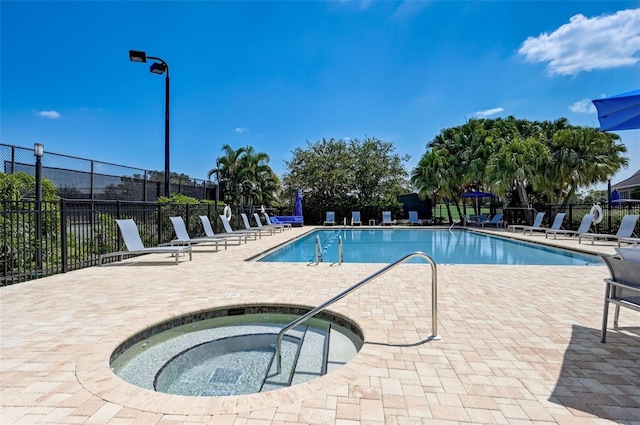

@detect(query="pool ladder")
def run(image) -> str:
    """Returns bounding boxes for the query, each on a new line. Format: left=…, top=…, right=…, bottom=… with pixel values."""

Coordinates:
left=314, top=233, right=344, bottom=265
left=276, top=251, right=439, bottom=373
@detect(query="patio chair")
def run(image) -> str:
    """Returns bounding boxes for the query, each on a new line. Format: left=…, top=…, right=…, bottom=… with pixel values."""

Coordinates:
left=467, top=214, right=488, bottom=226
left=579, top=214, right=639, bottom=246
left=524, top=212, right=565, bottom=235
left=600, top=252, right=640, bottom=342
left=382, top=211, right=396, bottom=226
left=240, top=213, right=276, bottom=235
left=253, top=213, right=285, bottom=232
left=219, top=214, right=261, bottom=240
left=169, top=216, right=227, bottom=250
left=324, top=211, right=336, bottom=226
left=99, top=219, right=192, bottom=265
left=263, top=212, right=292, bottom=229
left=545, top=213, right=593, bottom=239
left=351, top=211, right=362, bottom=226
left=508, top=212, right=545, bottom=233
left=480, top=213, right=505, bottom=228
left=408, top=211, right=422, bottom=225
left=199, top=215, right=247, bottom=244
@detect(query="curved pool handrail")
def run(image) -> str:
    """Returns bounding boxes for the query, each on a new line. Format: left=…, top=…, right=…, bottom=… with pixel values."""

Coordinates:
left=275, top=251, right=440, bottom=374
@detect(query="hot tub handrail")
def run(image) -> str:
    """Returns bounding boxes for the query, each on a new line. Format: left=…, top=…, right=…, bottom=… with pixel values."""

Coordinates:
left=275, top=251, right=439, bottom=374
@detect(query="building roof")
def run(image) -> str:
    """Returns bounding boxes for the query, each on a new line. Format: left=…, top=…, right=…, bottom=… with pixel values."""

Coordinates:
left=611, top=169, right=640, bottom=190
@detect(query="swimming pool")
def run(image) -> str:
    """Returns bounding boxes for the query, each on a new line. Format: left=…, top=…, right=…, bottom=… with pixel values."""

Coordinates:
left=257, top=228, right=602, bottom=265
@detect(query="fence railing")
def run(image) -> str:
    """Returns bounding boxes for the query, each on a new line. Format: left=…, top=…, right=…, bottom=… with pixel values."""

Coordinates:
left=1, top=143, right=216, bottom=201
left=3, top=200, right=640, bottom=286
left=1, top=199, right=260, bottom=286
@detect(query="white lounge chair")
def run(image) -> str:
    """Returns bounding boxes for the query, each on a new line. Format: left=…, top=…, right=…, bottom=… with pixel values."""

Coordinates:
left=219, top=214, right=260, bottom=240
left=240, top=213, right=276, bottom=235
left=263, top=212, right=291, bottom=229
left=99, top=218, right=192, bottom=265
left=168, top=216, right=227, bottom=250
left=508, top=212, right=545, bottom=233
left=545, top=213, right=594, bottom=239
left=524, top=212, right=565, bottom=235
left=351, top=211, right=362, bottom=226
left=199, top=215, right=247, bottom=244
left=382, top=211, right=396, bottom=226
left=324, top=211, right=336, bottom=226
left=579, top=214, right=639, bottom=246
left=253, top=213, right=285, bottom=232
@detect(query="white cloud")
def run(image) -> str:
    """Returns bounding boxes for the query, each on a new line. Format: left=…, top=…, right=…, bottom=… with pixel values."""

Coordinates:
left=570, top=98, right=597, bottom=113
left=518, top=8, right=640, bottom=76
left=38, top=110, right=61, bottom=119
left=234, top=127, right=248, bottom=134
left=474, top=107, right=504, bottom=117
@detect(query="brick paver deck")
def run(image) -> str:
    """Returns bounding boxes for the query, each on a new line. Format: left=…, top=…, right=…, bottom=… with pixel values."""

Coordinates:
left=1, top=226, right=639, bottom=424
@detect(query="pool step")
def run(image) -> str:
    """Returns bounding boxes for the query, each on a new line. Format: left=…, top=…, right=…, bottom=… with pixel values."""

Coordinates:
left=326, top=325, right=360, bottom=373
left=290, top=322, right=330, bottom=385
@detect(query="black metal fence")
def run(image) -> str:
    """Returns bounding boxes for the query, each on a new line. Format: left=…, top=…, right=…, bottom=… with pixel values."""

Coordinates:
left=1, top=143, right=216, bottom=201
left=3, top=198, right=640, bottom=286
left=0, top=199, right=256, bottom=286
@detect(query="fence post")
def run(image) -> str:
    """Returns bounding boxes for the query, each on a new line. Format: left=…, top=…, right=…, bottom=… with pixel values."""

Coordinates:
left=90, top=160, right=95, bottom=200
left=60, top=199, right=68, bottom=272
left=157, top=203, right=162, bottom=246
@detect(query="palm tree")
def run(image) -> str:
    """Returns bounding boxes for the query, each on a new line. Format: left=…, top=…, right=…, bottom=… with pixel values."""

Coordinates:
left=208, top=144, right=247, bottom=205
left=209, top=144, right=279, bottom=208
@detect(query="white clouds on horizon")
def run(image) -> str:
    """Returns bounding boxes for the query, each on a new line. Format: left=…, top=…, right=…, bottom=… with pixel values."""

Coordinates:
left=570, top=98, right=597, bottom=114
left=234, top=127, right=248, bottom=134
left=518, top=8, right=640, bottom=76
left=474, top=107, right=504, bottom=117
left=38, top=110, right=61, bottom=119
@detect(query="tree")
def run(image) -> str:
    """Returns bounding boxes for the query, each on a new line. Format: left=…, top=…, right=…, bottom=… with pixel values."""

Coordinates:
left=208, top=144, right=279, bottom=208
left=411, top=117, right=629, bottom=218
left=538, top=128, right=627, bottom=209
left=282, top=137, right=409, bottom=222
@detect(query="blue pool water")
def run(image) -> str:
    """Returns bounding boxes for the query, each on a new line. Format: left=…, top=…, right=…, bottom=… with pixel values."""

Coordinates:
left=257, top=229, right=602, bottom=265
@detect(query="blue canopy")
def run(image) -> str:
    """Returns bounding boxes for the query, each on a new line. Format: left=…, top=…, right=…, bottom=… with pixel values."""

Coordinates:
left=592, top=89, right=640, bottom=132
left=460, top=191, right=492, bottom=198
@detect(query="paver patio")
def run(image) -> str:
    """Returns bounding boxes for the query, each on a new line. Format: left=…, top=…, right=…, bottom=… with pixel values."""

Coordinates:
left=1, top=226, right=639, bottom=424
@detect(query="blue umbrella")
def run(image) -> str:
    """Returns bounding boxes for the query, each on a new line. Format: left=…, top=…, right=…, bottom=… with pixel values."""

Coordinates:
left=294, top=190, right=303, bottom=216
left=611, top=189, right=621, bottom=206
left=592, top=89, right=640, bottom=132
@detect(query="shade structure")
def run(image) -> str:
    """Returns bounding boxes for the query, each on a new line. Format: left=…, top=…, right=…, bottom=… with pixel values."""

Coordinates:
left=460, top=191, right=492, bottom=198
left=592, top=89, right=640, bottom=132
left=294, top=190, right=303, bottom=216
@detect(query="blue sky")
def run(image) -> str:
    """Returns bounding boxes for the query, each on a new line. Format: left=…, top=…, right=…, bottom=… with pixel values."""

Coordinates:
left=2, top=1, right=640, bottom=190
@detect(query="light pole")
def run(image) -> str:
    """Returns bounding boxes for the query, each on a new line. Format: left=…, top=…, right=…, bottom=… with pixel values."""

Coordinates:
left=34, top=143, right=44, bottom=276
left=215, top=160, right=220, bottom=208
left=129, top=50, right=171, bottom=197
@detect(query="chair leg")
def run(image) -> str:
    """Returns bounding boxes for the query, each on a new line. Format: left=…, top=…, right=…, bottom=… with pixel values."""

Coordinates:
left=613, top=305, right=620, bottom=329
left=601, top=282, right=611, bottom=343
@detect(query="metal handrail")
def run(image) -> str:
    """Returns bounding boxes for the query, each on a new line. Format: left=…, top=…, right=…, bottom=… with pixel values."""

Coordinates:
left=338, top=235, right=343, bottom=265
left=315, top=235, right=322, bottom=264
left=275, top=251, right=439, bottom=373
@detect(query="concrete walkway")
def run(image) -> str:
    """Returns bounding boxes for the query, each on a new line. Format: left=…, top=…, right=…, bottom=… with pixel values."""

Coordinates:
left=1, top=226, right=639, bottom=424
